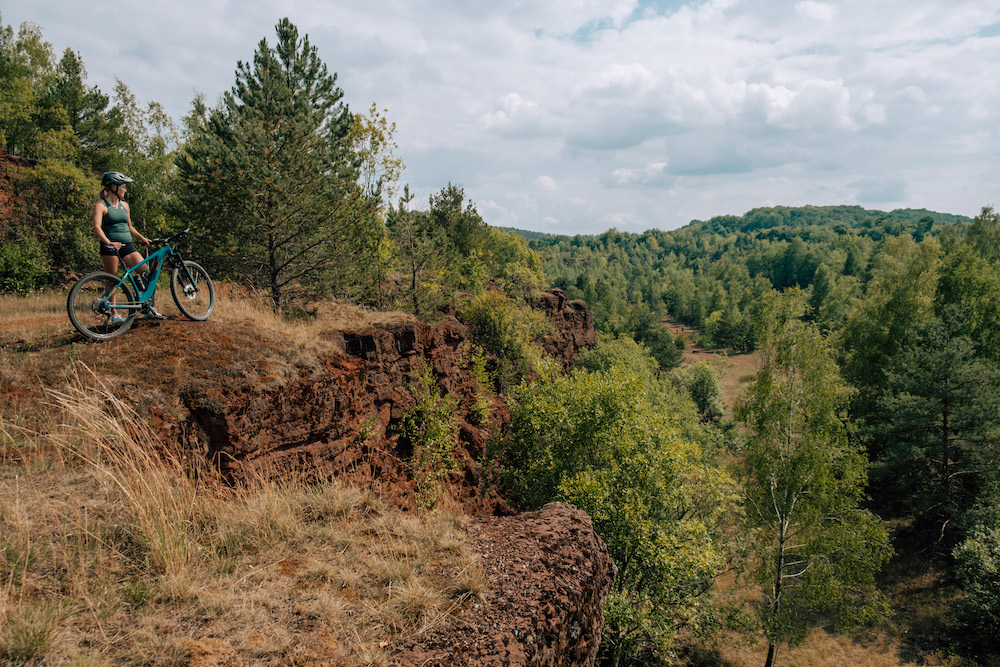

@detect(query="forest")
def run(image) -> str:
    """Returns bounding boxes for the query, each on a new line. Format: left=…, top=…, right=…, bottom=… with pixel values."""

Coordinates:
left=2, top=11, right=1000, bottom=666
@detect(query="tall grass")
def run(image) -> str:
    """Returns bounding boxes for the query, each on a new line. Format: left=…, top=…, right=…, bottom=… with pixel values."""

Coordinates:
left=0, top=371, right=484, bottom=664
left=48, top=381, right=202, bottom=579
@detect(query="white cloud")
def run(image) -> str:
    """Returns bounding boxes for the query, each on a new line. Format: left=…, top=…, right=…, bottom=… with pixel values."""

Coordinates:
left=536, top=175, right=558, bottom=191
left=5, top=0, right=1000, bottom=234
left=795, top=1, right=837, bottom=23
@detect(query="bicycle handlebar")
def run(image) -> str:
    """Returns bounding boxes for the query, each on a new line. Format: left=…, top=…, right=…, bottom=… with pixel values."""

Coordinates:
left=147, top=228, right=191, bottom=245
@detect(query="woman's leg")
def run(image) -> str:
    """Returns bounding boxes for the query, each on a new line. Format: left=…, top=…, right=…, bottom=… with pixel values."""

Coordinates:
left=101, top=255, right=120, bottom=306
left=122, top=251, right=144, bottom=271
left=122, top=251, right=163, bottom=318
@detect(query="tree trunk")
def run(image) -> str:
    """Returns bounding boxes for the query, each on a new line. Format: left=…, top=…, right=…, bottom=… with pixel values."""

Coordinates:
left=765, top=521, right=786, bottom=667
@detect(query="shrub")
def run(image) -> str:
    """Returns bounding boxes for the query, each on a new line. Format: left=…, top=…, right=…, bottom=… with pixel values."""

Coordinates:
left=460, top=290, right=551, bottom=392
left=953, top=523, right=1000, bottom=650
left=0, top=237, right=52, bottom=294
left=674, top=360, right=725, bottom=423
left=397, top=362, right=460, bottom=510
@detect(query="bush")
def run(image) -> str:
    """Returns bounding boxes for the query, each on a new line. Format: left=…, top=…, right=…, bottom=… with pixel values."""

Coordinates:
left=396, top=362, right=460, bottom=510
left=0, top=237, right=52, bottom=294
left=460, top=290, right=551, bottom=392
left=674, top=360, right=725, bottom=423
left=953, top=524, right=1000, bottom=651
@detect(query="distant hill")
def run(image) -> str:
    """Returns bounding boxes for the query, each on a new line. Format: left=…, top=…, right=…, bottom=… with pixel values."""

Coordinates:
left=504, top=205, right=971, bottom=242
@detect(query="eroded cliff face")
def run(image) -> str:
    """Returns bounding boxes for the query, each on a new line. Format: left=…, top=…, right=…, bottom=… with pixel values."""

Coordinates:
left=179, top=289, right=596, bottom=516
left=165, top=290, right=608, bottom=664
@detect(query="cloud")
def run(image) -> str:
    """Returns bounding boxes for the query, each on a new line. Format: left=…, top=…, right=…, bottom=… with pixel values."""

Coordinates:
left=477, top=93, right=553, bottom=138
left=6, top=0, right=1000, bottom=234
left=608, top=162, right=670, bottom=187
left=536, top=175, right=558, bottom=191
left=795, top=1, right=837, bottom=22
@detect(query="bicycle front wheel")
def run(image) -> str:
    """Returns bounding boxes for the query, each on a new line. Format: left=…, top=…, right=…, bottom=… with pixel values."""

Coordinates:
left=67, top=272, right=137, bottom=341
left=170, top=261, right=215, bottom=320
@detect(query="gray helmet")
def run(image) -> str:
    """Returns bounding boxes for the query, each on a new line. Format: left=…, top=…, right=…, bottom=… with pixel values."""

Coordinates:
left=102, top=171, right=133, bottom=187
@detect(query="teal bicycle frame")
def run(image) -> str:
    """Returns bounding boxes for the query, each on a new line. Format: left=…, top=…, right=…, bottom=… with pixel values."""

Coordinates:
left=67, top=228, right=216, bottom=341
left=111, top=244, right=170, bottom=314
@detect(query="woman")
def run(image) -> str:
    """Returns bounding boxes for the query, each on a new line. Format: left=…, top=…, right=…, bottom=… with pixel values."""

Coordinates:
left=92, top=171, right=163, bottom=320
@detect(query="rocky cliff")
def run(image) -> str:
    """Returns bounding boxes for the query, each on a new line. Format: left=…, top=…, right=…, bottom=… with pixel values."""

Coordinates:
left=395, top=502, right=615, bottom=666
left=157, top=290, right=608, bottom=664
left=178, top=289, right=596, bottom=516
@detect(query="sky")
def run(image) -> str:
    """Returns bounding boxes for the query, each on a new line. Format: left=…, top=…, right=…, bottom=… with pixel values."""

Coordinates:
left=6, top=0, right=1000, bottom=235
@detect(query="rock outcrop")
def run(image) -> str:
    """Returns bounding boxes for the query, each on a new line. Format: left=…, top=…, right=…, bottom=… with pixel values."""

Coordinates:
left=535, top=289, right=596, bottom=371
left=179, top=290, right=596, bottom=515
left=394, top=503, right=615, bottom=666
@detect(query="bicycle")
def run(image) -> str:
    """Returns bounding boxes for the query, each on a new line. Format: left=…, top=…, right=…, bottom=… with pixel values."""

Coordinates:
left=67, top=228, right=215, bottom=341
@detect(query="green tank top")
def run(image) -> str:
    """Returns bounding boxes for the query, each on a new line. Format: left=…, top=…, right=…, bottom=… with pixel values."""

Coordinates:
left=102, top=198, right=131, bottom=243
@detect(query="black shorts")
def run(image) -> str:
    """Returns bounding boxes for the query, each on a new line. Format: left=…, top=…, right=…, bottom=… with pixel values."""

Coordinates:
left=100, top=242, right=138, bottom=257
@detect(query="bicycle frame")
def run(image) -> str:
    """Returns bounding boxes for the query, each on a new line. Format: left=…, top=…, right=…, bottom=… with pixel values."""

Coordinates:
left=68, top=227, right=215, bottom=340
left=116, top=246, right=168, bottom=305
left=104, top=238, right=199, bottom=314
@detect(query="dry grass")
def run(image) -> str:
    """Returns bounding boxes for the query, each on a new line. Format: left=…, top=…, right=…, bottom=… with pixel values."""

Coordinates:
left=0, top=281, right=414, bottom=348
left=0, top=378, right=484, bottom=664
left=702, top=627, right=953, bottom=667
left=0, top=286, right=479, bottom=665
left=0, top=283, right=416, bottom=426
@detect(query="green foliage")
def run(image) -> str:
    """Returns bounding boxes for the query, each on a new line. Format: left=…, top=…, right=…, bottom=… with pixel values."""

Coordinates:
left=574, top=332, right=661, bottom=380
left=936, top=211, right=1000, bottom=363
left=497, top=358, right=738, bottom=663
left=525, top=205, right=966, bottom=353
left=674, top=360, right=725, bottom=423
left=466, top=345, right=494, bottom=428
left=736, top=302, right=891, bottom=664
left=174, top=18, right=371, bottom=311
left=397, top=362, right=460, bottom=510
left=346, top=104, right=404, bottom=307
left=839, top=235, right=941, bottom=415
left=460, top=290, right=551, bottom=392
left=19, top=159, right=94, bottom=271
left=387, top=184, right=544, bottom=315
left=0, top=18, right=56, bottom=159
left=386, top=186, right=450, bottom=315
left=953, top=523, right=1000, bottom=651
left=873, top=312, right=1000, bottom=540
left=0, top=236, right=51, bottom=293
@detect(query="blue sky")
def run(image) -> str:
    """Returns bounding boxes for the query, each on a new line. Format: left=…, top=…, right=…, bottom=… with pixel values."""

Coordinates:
left=5, top=0, right=1000, bottom=234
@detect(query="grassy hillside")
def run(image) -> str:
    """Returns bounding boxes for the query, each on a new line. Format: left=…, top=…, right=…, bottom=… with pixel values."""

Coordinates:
left=0, top=289, right=483, bottom=665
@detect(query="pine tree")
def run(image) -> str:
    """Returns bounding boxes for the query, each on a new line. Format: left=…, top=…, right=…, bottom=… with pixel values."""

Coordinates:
left=875, top=311, right=1000, bottom=542
left=386, top=185, right=449, bottom=316
left=175, top=18, right=369, bottom=310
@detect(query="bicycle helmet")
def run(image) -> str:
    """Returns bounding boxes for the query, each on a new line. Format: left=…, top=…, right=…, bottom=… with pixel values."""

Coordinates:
left=102, top=171, right=133, bottom=187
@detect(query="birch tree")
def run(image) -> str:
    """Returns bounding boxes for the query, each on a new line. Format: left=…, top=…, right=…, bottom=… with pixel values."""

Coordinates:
left=737, top=293, right=891, bottom=667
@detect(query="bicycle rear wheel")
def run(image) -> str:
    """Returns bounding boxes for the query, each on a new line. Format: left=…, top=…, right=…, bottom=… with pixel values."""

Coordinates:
left=170, top=261, right=215, bottom=320
left=67, top=272, right=137, bottom=341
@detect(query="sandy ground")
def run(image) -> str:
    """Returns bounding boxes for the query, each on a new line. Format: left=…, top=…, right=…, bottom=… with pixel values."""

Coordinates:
left=664, top=319, right=759, bottom=416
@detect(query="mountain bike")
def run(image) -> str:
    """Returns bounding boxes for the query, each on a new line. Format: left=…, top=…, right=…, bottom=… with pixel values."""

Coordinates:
left=67, top=228, right=215, bottom=341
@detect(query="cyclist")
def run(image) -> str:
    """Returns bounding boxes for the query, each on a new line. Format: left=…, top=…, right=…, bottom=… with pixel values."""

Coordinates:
left=92, top=171, right=164, bottom=320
